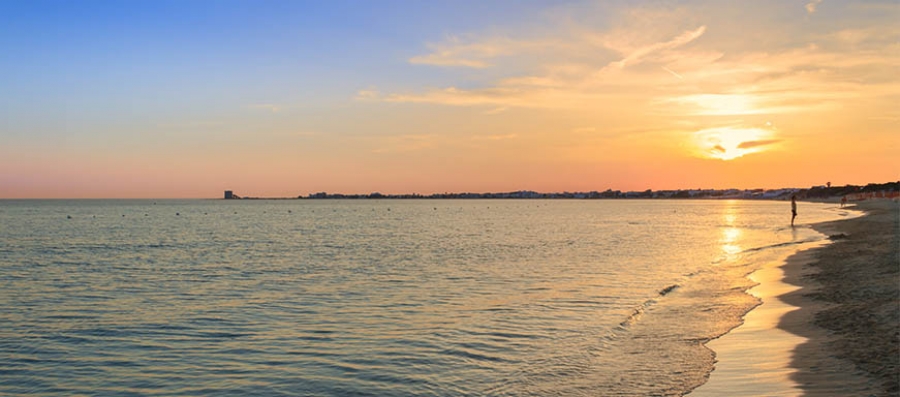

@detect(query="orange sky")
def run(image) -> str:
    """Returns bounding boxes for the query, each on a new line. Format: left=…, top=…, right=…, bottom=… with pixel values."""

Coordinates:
left=1, top=1, right=897, bottom=198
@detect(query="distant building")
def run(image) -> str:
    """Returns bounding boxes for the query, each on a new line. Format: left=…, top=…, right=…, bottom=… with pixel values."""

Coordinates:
left=225, top=190, right=234, bottom=199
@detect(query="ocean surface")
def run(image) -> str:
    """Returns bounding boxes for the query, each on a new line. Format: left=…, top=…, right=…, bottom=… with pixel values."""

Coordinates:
left=0, top=199, right=852, bottom=396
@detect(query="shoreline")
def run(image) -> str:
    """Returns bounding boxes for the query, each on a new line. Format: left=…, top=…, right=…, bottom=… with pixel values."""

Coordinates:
left=780, top=200, right=899, bottom=396
left=690, top=200, right=898, bottom=396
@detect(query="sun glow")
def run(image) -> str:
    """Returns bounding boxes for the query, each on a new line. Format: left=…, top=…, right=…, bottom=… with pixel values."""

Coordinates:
left=674, top=94, right=761, bottom=116
left=694, top=127, right=780, bottom=161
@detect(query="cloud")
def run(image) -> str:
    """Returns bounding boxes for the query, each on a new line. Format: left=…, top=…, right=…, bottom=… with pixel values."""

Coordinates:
left=408, top=36, right=543, bottom=68
left=473, top=133, right=517, bottom=141
left=737, top=139, right=781, bottom=149
left=381, top=24, right=709, bottom=110
left=248, top=104, right=282, bottom=113
left=247, top=103, right=301, bottom=113
left=608, top=25, right=706, bottom=69
left=806, top=0, right=823, bottom=14
left=661, top=66, right=684, bottom=79
left=372, top=134, right=438, bottom=153
left=364, top=0, right=899, bottom=130
left=693, top=126, right=780, bottom=160
left=483, top=107, right=509, bottom=115
left=356, top=88, right=380, bottom=100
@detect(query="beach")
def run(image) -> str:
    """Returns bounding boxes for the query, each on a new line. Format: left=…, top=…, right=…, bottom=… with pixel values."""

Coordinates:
left=692, top=199, right=898, bottom=396
left=784, top=199, right=900, bottom=396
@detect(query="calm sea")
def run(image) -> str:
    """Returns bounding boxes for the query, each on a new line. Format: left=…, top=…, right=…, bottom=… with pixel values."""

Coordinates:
left=0, top=199, right=851, bottom=396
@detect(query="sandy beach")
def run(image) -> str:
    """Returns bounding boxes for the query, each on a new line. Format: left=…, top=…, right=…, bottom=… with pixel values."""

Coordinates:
left=781, top=199, right=899, bottom=396
left=692, top=199, right=899, bottom=396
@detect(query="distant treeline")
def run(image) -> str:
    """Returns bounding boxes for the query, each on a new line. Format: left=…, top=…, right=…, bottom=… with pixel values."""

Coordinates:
left=295, top=181, right=898, bottom=200
left=803, top=181, right=900, bottom=199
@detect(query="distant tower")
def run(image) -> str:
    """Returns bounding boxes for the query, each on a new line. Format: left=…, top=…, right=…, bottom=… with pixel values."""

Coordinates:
left=224, top=190, right=234, bottom=199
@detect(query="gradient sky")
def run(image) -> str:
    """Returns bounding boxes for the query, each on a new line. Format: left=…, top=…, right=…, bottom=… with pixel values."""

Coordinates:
left=1, top=0, right=897, bottom=198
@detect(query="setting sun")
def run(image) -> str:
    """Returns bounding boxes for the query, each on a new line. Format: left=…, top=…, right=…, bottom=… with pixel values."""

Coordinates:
left=0, top=1, right=896, bottom=197
left=694, top=127, right=780, bottom=161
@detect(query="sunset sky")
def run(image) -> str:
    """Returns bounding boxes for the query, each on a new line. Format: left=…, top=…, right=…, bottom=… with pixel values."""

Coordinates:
left=1, top=0, right=897, bottom=198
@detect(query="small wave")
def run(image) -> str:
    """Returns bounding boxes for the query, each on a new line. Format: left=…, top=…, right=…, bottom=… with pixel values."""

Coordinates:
left=741, top=238, right=820, bottom=253
left=659, top=284, right=679, bottom=296
left=619, top=285, right=681, bottom=328
left=440, top=347, right=513, bottom=364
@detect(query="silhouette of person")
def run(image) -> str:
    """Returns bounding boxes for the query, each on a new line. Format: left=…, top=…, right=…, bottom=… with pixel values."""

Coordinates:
left=791, top=195, right=797, bottom=227
left=841, top=196, right=847, bottom=208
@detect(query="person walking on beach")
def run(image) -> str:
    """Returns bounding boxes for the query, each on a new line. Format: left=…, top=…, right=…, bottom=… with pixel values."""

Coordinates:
left=791, top=195, right=798, bottom=227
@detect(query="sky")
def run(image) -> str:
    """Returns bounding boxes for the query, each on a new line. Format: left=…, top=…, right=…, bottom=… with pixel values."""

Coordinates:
left=1, top=0, right=897, bottom=198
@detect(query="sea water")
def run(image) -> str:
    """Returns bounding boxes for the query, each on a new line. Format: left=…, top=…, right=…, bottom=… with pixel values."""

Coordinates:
left=0, top=199, right=851, bottom=396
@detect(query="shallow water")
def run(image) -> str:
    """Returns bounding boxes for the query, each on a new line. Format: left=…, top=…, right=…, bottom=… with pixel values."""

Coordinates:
left=0, top=199, right=850, bottom=396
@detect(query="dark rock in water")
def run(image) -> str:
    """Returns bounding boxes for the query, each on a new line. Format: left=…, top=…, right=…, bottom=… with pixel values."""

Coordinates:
left=67, top=215, right=72, bottom=219
left=828, top=233, right=848, bottom=240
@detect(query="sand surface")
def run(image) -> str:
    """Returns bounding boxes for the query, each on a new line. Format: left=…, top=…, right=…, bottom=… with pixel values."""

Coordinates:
left=690, top=200, right=899, bottom=396
left=782, top=200, right=899, bottom=396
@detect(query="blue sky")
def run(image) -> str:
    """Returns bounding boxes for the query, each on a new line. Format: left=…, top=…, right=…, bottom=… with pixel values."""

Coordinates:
left=1, top=0, right=897, bottom=197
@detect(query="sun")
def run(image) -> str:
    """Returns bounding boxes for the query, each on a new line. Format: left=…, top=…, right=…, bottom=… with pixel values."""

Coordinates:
left=693, top=127, right=779, bottom=160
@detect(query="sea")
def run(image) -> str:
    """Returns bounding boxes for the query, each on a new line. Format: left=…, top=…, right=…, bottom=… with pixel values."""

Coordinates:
left=0, top=199, right=853, bottom=396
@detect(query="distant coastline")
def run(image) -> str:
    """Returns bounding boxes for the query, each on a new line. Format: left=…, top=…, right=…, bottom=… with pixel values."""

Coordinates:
left=224, top=181, right=899, bottom=201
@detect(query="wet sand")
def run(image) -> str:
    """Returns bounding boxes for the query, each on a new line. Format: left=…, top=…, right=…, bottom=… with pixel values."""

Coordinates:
left=690, top=200, right=898, bottom=396
left=780, top=200, right=899, bottom=396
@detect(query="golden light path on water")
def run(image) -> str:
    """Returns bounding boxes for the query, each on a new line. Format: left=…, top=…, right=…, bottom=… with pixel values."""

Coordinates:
left=720, top=205, right=743, bottom=256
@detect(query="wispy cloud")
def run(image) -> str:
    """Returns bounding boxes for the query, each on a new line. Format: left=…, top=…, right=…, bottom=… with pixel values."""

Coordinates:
left=408, top=36, right=544, bottom=68
left=364, top=0, right=899, bottom=154
left=473, top=133, right=517, bottom=141
left=372, top=134, right=438, bottom=153
left=355, top=88, right=380, bottom=100
left=247, top=103, right=300, bottom=113
left=483, top=107, right=509, bottom=115
left=737, top=139, right=781, bottom=149
left=607, top=25, right=706, bottom=69
left=806, top=0, right=823, bottom=14
left=661, top=66, right=684, bottom=79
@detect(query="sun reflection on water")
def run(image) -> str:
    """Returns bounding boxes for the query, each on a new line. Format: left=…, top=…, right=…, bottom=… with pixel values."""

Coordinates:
left=720, top=205, right=742, bottom=257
